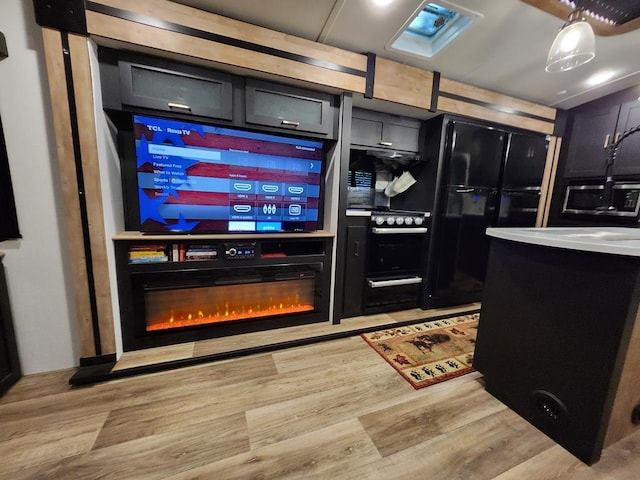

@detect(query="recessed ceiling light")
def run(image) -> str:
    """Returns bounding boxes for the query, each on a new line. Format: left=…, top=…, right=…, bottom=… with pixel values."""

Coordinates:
left=557, top=89, right=568, bottom=95
left=373, top=0, right=394, bottom=6
left=585, top=70, right=616, bottom=87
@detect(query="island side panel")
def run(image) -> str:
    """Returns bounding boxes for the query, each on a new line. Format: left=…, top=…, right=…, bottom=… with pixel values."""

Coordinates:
left=474, top=238, right=640, bottom=464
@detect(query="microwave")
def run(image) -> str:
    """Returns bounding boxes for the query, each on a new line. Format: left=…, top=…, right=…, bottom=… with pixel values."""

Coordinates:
left=562, top=183, right=640, bottom=217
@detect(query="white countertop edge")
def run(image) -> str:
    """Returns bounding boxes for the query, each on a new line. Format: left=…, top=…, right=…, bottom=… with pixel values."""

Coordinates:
left=486, top=227, right=640, bottom=257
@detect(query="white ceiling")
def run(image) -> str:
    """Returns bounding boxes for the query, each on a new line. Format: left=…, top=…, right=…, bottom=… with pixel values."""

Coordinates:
left=174, top=0, right=640, bottom=111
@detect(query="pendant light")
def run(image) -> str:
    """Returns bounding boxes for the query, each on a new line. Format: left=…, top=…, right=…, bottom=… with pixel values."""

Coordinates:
left=545, top=7, right=595, bottom=72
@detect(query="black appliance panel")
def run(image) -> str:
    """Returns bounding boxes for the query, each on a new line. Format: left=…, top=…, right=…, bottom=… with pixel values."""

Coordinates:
left=363, top=210, right=429, bottom=313
left=367, top=231, right=425, bottom=276
left=447, top=122, right=506, bottom=188
left=563, top=183, right=640, bottom=218
left=432, top=187, right=498, bottom=303
left=497, top=190, right=541, bottom=227
left=502, top=133, right=548, bottom=189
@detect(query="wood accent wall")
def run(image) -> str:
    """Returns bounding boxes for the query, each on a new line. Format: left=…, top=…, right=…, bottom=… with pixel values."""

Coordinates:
left=437, top=78, right=556, bottom=134
left=40, top=28, right=115, bottom=357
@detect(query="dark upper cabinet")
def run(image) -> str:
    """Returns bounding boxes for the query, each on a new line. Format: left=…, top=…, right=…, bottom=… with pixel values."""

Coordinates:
left=563, top=104, right=619, bottom=178
left=351, top=108, right=421, bottom=152
left=119, top=60, right=235, bottom=120
left=245, top=79, right=334, bottom=136
left=612, top=101, right=640, bottom=176
left=564, top=100, right=640, bottom=179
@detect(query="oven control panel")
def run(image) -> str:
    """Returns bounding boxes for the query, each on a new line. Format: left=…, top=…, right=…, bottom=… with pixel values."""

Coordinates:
left=224, top=242, right=256, bottom=260
left=370, top=211, right=430, bottom=229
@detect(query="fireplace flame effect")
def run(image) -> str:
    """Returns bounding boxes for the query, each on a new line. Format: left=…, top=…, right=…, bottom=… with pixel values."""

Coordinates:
left=144, top=278, right=315, bottom=332
left=147, top=300, right=313, bottom=331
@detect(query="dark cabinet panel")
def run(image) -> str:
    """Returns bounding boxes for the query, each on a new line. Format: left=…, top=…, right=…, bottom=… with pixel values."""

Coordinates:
left=612, top=101, right=640, bottom=177
left=563, top=105, right=621, bottom=179
left=245, top=79, right=334, bottom=136
left=342, top=224, right=367, bottom=316
left=0, top=255, right=20, bottom=397
left=563, top=100, right=640, bottom=179
left=351, top=116, right=383, bottom=147
left=350, top=108, right=421, bottom=152
left=119, top=60, right=234, bottom=120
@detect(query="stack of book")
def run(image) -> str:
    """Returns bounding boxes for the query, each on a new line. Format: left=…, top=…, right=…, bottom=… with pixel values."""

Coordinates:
left=181, top=244, right=218, bottom=261
left=128, top=245, right=169, bottom=264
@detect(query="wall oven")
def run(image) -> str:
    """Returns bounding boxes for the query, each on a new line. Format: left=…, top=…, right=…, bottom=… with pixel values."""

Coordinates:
left=363, top=210, right=429, bottom=312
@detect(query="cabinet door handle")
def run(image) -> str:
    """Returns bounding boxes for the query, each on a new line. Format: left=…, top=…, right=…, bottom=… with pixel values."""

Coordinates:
left=603, top=134, right=611, bottom=149
left=614, top=132, right=622, bottom=143
left=354, top=241, right=360, bottom=257
left=281, top=120, right=300, bottom=127
left=378, top=141, right=393, bottom=147
left=168, top=102, right=192, bottom=111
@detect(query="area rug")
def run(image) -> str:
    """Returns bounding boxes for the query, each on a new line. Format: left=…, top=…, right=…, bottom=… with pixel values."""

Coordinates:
left=361, top=312, right=480, bottom=389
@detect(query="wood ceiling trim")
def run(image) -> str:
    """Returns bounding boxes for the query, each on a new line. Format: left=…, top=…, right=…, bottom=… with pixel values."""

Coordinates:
left=86, top=11, right=367, bottom=94
left=521, top=0, right=640, bottom=36
left=88, top=0, right=368, bottom=72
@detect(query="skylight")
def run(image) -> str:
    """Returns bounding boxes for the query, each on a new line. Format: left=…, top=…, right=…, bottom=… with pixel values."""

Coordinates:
left=388, top=1, right=481, bottom=59
left=406, top=4, right=459, bottom=38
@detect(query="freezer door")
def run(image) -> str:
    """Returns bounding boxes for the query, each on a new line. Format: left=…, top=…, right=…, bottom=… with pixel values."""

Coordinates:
left=497, top=190, right=541, bottom=227
left=447, top=122, right=506, bottom=188
left=502, top=133, right=548, bottom=189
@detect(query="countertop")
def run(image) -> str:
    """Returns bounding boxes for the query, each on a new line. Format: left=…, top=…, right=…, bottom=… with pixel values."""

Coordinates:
left=486, top=227, right=640, bottom=257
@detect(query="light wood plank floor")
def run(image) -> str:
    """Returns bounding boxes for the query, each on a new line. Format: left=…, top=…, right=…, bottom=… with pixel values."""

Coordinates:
left=2, top=311, right=639, bottom=478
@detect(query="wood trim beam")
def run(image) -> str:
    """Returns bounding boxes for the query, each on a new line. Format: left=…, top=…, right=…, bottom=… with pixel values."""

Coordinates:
left=373, top=57, right=433, bottom=110
left=537, top=136, right=561, bottom=227
left=437, top=96, right=555, bottom=135
left=86, top=11, right=366, bottom=94
left=439, top=77, right=556, bottom=121
left=68, top=34, right=115, bottom=354
left=40, top=28, right=96, bottom=357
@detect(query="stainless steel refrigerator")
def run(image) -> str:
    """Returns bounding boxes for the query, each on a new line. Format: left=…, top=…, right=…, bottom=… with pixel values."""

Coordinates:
left=424, top=119, right=548, bottom=308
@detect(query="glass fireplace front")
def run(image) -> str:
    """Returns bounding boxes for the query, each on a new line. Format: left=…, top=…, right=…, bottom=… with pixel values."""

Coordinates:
left=123, top=263, right=324, bottom=350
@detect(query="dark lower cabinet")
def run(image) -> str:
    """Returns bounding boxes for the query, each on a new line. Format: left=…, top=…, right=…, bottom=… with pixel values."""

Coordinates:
left=0, top=253, right=20, bottom=396
left=342, top=223, right=367, bottom=316
left=475, top=238, right=640, bottom=465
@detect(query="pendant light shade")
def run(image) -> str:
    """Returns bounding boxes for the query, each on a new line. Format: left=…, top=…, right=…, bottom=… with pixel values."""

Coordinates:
left=545, top=8, right=595, bottom=72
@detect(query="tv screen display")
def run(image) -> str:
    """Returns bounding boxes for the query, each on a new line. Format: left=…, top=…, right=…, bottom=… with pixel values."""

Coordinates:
left=132, top=115, right=323, bottom=233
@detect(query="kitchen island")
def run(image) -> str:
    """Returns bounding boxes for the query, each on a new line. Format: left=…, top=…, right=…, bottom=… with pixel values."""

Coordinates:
left=474, top=227, right=640, bottom=465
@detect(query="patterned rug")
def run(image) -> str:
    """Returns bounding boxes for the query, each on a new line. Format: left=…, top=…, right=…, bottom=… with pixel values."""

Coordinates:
left=361, top=312, right=480, bottom=389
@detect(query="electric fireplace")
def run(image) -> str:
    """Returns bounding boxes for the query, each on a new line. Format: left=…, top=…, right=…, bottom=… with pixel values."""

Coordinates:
left=115, top=236, right=332, bottom=351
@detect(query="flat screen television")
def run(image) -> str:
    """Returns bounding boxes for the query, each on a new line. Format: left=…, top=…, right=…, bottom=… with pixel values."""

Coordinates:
left=130, top=115, right=324, bottom=233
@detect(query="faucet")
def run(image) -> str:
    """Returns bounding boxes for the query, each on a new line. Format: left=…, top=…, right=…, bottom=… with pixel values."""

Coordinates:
left=597, top=124, right=640, bottom=211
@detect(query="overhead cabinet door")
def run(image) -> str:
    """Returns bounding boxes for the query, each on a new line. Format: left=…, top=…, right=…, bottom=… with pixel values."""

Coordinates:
left=350, top=108, right=421, bottom=152
left=612, top=101, right=640, bottom=177
left=245, top=79, right=333, bottom=135
left=119, top=61, right=234, bottom=120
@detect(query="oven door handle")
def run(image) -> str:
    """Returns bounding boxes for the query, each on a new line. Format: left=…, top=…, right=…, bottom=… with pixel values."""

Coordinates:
left=367, top=276, right=423, bottom=288
left=371, top=227, right=428, bottom=234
